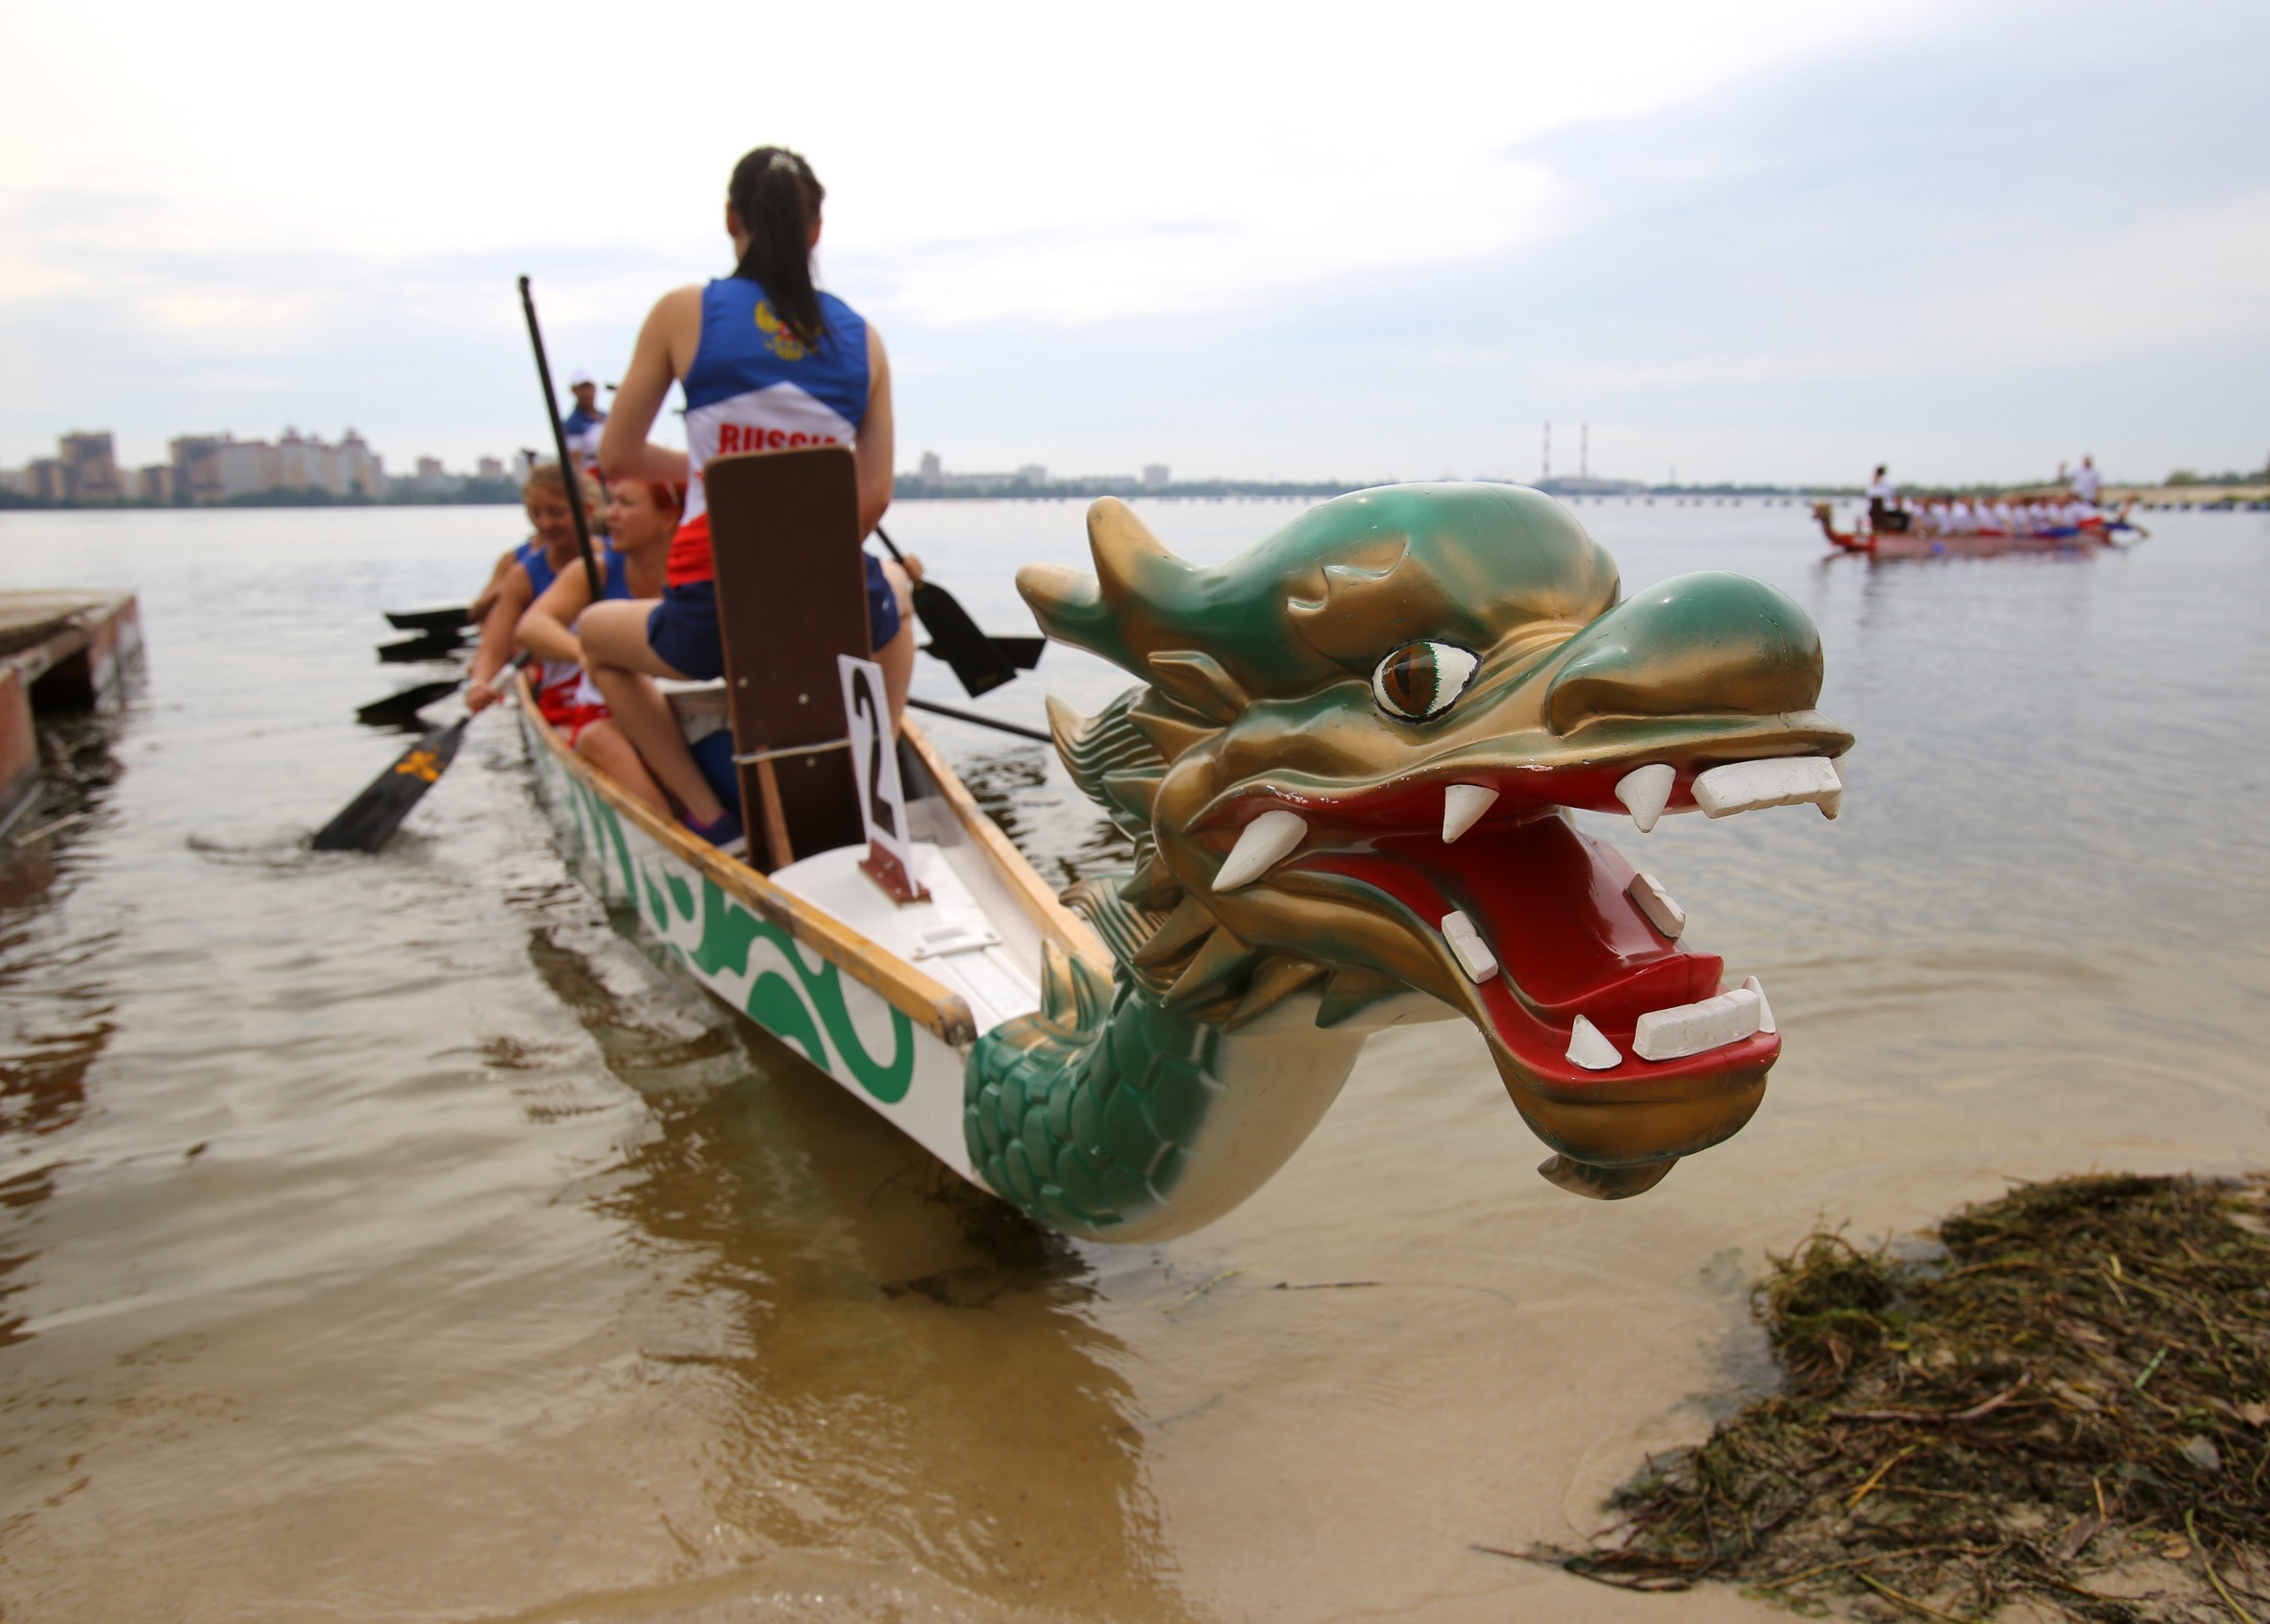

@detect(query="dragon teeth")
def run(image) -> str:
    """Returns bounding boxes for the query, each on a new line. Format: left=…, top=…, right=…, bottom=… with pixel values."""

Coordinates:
left=1742, top=974, right=1776, bottom=1034
left=1632, top=986, right=1764, bottom=1062
left=1567, top=1015, right=1621, bottom=1070
left=1691, top=757, right=1843, bottom=821
left=1442, top=783, right=1498, bottom=844
left=1614, top=763, right=1676, bottom=832
left=1213, top=809, right=1308, bottom=891
left=1626, top=873, right=1686, bottom=939
left=1439, top=909, right=1498, bottom=982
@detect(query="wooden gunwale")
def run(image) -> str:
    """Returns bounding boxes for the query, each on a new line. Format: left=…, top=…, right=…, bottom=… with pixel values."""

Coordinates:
left=514, top=674, right=979, bottom=1048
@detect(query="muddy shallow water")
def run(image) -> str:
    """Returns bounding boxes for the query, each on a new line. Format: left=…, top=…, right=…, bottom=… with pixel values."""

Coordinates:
left=0, top=498, right=2263, bottom=1620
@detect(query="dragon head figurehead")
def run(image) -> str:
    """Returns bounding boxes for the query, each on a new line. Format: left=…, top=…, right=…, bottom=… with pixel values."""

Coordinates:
left=1016, top=484, right=1851, bottom=1207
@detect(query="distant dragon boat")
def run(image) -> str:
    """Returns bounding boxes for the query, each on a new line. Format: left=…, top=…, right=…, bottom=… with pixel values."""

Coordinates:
left=1812, top=500, right=2139, bottom=557
left=522, top=452, right=1852, bottom=1242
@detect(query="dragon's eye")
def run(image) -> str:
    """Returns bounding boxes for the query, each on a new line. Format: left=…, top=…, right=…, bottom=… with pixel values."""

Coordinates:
left=1370, top=641, right=1479, bottom=722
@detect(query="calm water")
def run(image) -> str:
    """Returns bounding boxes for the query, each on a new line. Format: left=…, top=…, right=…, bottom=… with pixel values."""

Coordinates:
left=0, top=499, right=2264, bottom=1621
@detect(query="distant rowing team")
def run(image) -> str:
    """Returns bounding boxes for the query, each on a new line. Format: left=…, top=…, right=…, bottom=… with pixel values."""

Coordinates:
left=1813, top=456, right=2145, bottom=555
left=1871, top=492, right=2128, bottom=540
left=450, top=145, right=918, bottom=859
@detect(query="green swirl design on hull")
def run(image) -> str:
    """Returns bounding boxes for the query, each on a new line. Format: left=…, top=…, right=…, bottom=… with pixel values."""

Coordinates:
left=555, top=761, right=914, bottom=1105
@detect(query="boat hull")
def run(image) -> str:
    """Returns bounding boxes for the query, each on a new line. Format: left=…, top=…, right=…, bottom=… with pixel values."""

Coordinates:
left=1843, top=530, right=2114, bottom=559
left=516, top=688, right=984, bottom=1181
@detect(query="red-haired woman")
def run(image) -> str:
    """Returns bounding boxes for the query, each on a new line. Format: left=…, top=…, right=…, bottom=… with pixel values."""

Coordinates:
left=516, top=479, right=694, bottom=819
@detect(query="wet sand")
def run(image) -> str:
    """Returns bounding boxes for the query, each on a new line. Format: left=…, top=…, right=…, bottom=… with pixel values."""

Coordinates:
left=0, top=500, right=2262, bottom=1620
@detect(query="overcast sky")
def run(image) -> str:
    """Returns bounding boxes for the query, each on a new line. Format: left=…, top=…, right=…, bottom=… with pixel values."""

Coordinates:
left=4, top=0, right=2263, bottom=485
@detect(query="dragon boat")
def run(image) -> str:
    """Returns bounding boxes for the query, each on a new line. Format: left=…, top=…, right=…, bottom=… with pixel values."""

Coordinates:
left=520, top=448, right=1852, bottom=1243
left=1811, top=500, right=2136, bottom=557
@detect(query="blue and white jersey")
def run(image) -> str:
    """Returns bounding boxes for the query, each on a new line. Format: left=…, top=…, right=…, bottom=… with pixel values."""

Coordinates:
left=680, top=278, right=870, bottom=529
left=561, top=404, right=607, bottom=470
left=514, top=537, right=560, bottom=600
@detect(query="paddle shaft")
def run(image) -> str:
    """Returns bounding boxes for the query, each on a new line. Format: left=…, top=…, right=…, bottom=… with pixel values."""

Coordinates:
left=904, top=696, right=1051, bottom=744
left=517, top=276, right=605, bottom=602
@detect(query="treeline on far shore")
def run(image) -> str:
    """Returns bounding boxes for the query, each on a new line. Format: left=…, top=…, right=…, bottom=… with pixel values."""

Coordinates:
left=896, top=476, right=1862, bottom=502
left=0, top=478, right=530, bottom=511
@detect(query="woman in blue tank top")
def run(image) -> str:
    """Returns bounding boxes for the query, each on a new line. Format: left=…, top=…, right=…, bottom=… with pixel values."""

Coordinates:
left=577, top=146, right=913, bottom=854
left=467, top=461, right=602, bottom=713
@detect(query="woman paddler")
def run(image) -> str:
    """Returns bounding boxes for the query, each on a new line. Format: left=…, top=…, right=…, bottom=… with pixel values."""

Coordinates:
left=581, top=144, right=914, bottom=852
left=467, top=461, right=605, bottom=713
left=515, top=479, right=704, bottom=820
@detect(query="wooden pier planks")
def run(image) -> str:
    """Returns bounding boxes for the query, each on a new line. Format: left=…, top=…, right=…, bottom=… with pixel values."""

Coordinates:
left=0, top=592, right=143, bottom=834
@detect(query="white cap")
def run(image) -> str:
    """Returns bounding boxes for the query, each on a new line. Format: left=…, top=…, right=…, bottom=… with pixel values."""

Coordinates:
left=567, top=367, right=595, bottom=387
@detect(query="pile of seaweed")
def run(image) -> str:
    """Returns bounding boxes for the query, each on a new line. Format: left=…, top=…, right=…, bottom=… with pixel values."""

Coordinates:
left=1533, top=1173, right=2270, bottom=1622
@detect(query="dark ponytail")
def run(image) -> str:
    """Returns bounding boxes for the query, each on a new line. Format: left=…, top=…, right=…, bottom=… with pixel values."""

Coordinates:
left=728, top=146, right=827, bottom=347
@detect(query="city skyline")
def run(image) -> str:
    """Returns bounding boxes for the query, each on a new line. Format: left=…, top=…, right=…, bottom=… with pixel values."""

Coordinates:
left=9, top=413, right=2264, bottom=511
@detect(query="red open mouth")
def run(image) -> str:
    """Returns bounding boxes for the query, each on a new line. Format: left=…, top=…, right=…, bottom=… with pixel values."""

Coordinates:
left=1225, top=779, right=1782, bottom=1177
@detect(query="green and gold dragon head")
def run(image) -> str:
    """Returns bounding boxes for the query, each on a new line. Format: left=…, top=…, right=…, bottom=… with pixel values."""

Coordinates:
left=967, top=483, right=1850, bottom=1242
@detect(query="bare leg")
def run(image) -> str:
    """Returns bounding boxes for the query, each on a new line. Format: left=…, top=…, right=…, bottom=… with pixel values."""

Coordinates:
left=578, top=599, right=727, bottom=826
left=576, top=720, right=671, bottom=817
left=876, top=560, right=917, bottom=730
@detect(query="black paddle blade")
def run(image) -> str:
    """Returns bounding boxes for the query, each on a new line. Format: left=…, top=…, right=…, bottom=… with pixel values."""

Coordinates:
left=310, top=717, right=469, bottom=852
left=384, top=603, right=473, bottom=633
left=908, top=579, right=1019, bottom=697
left=356, top=679, right=459, bottom=727
left=990, top=636, right=1045, bottom=672
left=378, top=629, right=470, bottom=664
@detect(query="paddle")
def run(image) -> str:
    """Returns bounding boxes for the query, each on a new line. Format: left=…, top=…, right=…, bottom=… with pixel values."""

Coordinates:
left=517, top=276, right=604, bottom=601
left=904, top=696, right=1051, bottom=744
left=378, top=628, right=471, bottom=663
left=384, top=604, right=473, bottom=633
left=872, top=527, right=1042, bottom=699
left=357, top=678, right=460, bottom=727
left=316, top=282, right=598, bottom=854
left=313, top=654, right=530, bottom=851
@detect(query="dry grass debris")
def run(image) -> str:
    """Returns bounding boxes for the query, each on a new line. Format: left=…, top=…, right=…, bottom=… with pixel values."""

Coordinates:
left=1520, top=1173, right=2270, bottom=1622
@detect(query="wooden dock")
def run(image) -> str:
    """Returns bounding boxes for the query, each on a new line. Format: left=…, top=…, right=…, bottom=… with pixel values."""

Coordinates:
left=0, top=592, right=144, bottom=835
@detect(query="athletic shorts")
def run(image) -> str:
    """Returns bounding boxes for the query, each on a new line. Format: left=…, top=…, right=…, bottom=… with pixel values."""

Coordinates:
left=558, top=703, right=611, bottom=748
left=647, top=580, right=724, bottom=681
left=864, top=554, right=902, bottom=651
left=650, top=561, right=901, bottom=682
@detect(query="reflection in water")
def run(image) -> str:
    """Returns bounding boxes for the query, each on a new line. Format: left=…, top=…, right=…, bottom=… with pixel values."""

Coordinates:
left=952, top=744, right=1133, bottom=892
left=519, top=923, right=1193, bottom=1618
left=0, top=711, right=128, bottom=1349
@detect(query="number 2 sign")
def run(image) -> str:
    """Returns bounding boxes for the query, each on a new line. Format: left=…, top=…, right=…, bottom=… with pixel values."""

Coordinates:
left=838, top=654, right=929, bottom=903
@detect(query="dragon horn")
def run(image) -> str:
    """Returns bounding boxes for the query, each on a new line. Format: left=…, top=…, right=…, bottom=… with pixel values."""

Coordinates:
left=1015, top=499, right=1198, bottom=677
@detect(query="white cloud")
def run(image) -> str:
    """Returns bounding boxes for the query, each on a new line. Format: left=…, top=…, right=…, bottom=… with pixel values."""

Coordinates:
left=4, top=0, right=1938, bottom=329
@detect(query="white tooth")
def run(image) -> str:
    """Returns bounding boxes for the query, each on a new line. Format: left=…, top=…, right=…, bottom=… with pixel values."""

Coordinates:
left=1212, top=809, right=1307, bottom=891
left=1626, top=873, right=1687, bottom=940
left=1741, top=975, right=1776, bottom=1034
left=1691, top=757, right=1842, bottom=820
left=1632, top=987, right=1764, bottom=1062
left=1439, top=909, right=1498, bottom=982
left=1442, top=783, right=1498, bottom=844
left=1614, top=763, right=1675, bottom=832
left=1567, top=1015, right=1621, bottom=1070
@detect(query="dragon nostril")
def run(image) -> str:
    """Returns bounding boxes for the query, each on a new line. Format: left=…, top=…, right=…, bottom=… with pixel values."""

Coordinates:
left=1544, top=572, right=1824, bottom=732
